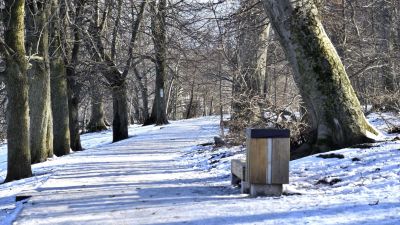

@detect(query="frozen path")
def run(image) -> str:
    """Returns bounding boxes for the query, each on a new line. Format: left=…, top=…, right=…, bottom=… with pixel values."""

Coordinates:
left=13, top=117, right=235, bottom=224
left=10, top=116, right=400, bottom=225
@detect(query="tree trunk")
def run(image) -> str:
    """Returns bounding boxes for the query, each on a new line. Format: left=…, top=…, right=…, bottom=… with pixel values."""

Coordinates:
left=67, top=81, right=83, bottom=151
left=66, top=83, right=82, bottom=152
left=2, top=0, right=33, bottom=182
left=28, top=61, right=53, bottom=162
left=112, top=81, right=129, bottom=142
left=145, top=0, right=169, bottom=125
left=50, top=57, right=71, bottom=156
left=186, top=80, right=195, bottom=119
left=133, top=66, right=150, bottom=123
left=46, top=113, right=54, bottom=158
left=25, top=0, right=53, bottom=164
left=49, top=0, right=70, bottom=156
left=209, top=96, right=214, bottom=116
left=379, top=1, right=397, bottom=92
left=261, top=0, right=380, bottom=150
left=87, top=81, right=108, bottom=132
left=65, top=0, right=84, bottom=151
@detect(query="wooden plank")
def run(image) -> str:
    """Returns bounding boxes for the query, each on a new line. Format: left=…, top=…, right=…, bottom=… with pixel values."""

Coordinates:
left=247, top=138, right=267, bottom=184
left=271, top=138, right=290, bottom=184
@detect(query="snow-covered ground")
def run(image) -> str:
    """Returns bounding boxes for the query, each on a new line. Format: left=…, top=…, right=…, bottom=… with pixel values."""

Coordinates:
left=0, top=114, right=400, bottom=224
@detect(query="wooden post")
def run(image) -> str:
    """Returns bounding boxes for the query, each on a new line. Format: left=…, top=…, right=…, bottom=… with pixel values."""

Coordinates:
left=246, top=129, right=290, bottom=197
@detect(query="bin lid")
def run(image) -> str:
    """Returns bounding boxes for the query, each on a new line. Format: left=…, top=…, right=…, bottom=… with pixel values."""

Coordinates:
left=246, top=128, right=290, bottom=138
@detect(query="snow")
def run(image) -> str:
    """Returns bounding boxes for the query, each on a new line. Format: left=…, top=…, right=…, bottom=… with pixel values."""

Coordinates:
left=0, top=114, right=400, bottom=224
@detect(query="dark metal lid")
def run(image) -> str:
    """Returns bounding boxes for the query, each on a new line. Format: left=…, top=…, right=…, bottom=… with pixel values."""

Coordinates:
left=246, top=128, right=290, bottom=138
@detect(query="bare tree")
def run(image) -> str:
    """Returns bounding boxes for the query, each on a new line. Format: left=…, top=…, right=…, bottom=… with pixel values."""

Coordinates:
left=49, top=0, right=71, bottom=156
left=86, top=0, right=147, bottom=141
left=65, top=0, right=85, bottom=151
left=145, top=0, right=169, bottom=125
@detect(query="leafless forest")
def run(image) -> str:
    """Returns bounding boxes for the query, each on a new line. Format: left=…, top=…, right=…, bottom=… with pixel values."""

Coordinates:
left=0, top=0, right=399, bottom=181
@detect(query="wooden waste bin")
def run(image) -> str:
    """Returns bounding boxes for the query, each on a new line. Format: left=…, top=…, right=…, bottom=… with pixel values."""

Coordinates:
left=245, top=128, right=290, bottom=197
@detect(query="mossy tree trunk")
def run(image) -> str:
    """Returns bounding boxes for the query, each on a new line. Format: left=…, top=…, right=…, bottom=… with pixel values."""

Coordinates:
left=26, top=0, right=53, bottom=164
left=1, top=0, right=33, bottom=182
left=49, top=0, right=71, bottom=156
left=261, top=0, right=380, bottom=150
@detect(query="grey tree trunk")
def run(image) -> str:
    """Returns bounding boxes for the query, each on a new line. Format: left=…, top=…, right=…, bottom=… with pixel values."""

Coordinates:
left=133, top=66, right=150, bottom=123
left=65, top=0, right=84, bottom=151
left=87, top=80, right=108, bottom=132
left=26, top=0, right=53, bottom=163
left=145, top=0, right=169, bottom=125
left=261, top=0, right=380, bottom=150
left=1, top=0, right=33, bottom=182
left=67, top=74, right=83, bottom=151
left=378, top=1, right=397, bottom=91
left=50, top=59, right=71, bottom=156
left=111, top=80, right=129, bottom=142
left=50, top=0, right=71, bottom=156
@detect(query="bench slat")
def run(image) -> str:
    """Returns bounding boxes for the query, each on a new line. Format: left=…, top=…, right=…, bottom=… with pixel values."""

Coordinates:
left=231, top=159, right=246, bottom=181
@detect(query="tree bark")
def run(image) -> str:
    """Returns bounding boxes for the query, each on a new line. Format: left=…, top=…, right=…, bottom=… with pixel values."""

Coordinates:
left=186, top=80, right=195, bottom=119
left=65, top=0, right=84, bottom=151
left=87, top=80, right=108, bottom=132
left=2, top=0, right=33, bottom=182
left=26, top=0, right=53, bottom=163
left=133, top=66, right=150, bottom=123
left=50, top=0, right=71, bottom=156
left=50, top=58, right=71, bottom=155
left=111, top=81, right=129, bottom=142
left=379, top=1, right=397, bottom=92
left=145, top=0, right=169, bottom=125
left=261, top=0, right=380, bottom=150
left=67, top=77, right=83, bottom=151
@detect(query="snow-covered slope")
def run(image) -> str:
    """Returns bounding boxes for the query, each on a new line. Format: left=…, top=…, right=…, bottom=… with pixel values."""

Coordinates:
left=0, top=114, right=399, bottom=224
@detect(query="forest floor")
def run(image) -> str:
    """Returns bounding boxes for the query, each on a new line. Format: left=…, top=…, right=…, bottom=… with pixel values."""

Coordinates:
left=0, top=114, right=400, bottom=224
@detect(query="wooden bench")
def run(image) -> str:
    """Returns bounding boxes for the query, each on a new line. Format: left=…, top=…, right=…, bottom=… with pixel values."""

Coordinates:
left=231, top=159, right=250, bottom=194
left=231, top=159, right=246, bottom=185
left=231, top=129, right=290, bottom=197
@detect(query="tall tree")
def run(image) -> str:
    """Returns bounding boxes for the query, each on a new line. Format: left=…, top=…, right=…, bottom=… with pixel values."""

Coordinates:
left=0, top=0, right=33, bottom=182
left=133, top=65, right=150, bottom=123
left=66, top=0, right=85, bottom=151
left=26, top=0, right=54, bottom=163
left=50, top=0, right=71, bottom=156
left=145, top=0, right=169, bottom=125
left=87, top=0, right=147, bottom=141
left=378, top=0, right=397, bottom=91
left=261, top=0, right=380, bottom=150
